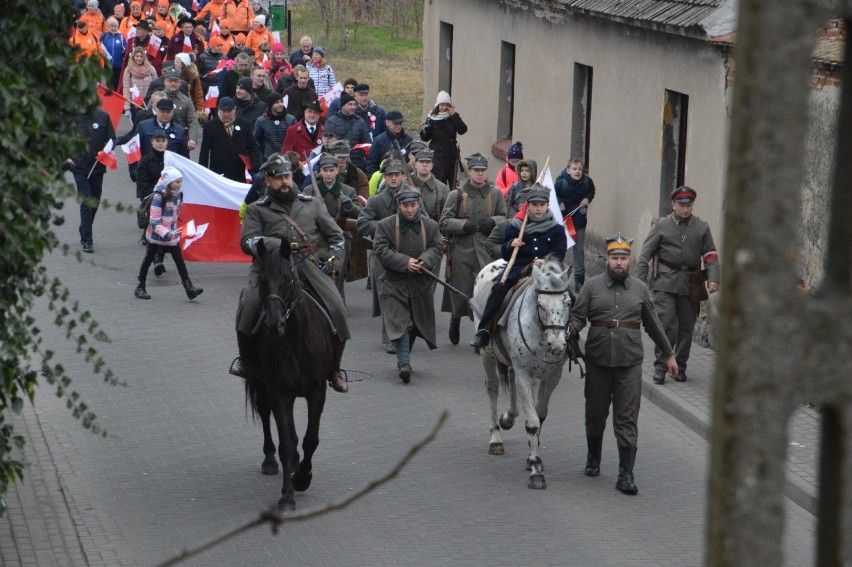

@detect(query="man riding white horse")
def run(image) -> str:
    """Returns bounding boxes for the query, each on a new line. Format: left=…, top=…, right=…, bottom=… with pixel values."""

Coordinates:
left=469, top=183, right=567, bottom=348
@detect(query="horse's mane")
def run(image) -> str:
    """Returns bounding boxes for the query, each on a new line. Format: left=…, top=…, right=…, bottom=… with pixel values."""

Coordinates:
left=535, top=254, right=570, bottom=290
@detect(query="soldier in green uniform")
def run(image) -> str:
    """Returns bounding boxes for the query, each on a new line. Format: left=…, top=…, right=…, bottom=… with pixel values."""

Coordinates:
left=372, top=187, right=444, bottom=383
left=303, top=153, right=363, bottom=298
left=635, top=186, right=720, bottom=384
left=569, top=234, right=677, bottom=494
left=356, top=158, right=410, bottom=350
left=439, top=153, right=506, bottom=344
left=408, top=149, right=449, bottom=223
left=229, top=154, right=350, bottom=393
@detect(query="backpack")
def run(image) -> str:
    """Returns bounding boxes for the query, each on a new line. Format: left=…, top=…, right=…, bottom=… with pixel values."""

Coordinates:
left=136, top=193, right=156, bottom=229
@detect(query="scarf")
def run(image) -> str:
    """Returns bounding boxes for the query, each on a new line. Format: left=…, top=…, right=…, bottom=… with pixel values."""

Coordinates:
left=398, top=209, right=422, bottom=233
left=128, top=60, right=154, bottom=79
left=510, top=210, right=557, bottom=235
left=427, top=110, right=450, bottom=122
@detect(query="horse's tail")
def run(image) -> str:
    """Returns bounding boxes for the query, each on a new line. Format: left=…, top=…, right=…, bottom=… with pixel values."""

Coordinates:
left=497, top=361, right=512, bottom=394
left=244, top=372, right=262, bottom=421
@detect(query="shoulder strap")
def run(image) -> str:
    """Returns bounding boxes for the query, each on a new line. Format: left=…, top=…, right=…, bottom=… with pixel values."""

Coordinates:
left=280, top=212, right=317, bottom=253
left=395, top=214, right=400, bottom=250
left=460, top=192, right=468, bottom=218
left=421, top=220, right=427, bottom=250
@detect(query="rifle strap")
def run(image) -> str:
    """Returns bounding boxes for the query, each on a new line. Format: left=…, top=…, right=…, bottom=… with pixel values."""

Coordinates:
left=394, top=214, right=426, bottom=251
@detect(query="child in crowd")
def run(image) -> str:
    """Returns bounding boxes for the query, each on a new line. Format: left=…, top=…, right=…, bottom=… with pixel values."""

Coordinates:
left=134, top=167, right=204, bottom=300
left=554, top=158, right=596, bottom=292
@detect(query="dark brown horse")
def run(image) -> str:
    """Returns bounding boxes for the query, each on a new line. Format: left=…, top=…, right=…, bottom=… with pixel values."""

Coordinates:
left=244, top=239, right=333, bottom=510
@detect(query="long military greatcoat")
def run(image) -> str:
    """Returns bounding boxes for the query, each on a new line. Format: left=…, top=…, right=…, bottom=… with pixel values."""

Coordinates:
left=373, top=213, right=444, bottom=347
left=411, top=174, right=450, bottom=222
left=356, top=184, right=403, bottom=317
left=238, top=193, right=349, bottom=340
left=439, top=180, right=506, bottom=317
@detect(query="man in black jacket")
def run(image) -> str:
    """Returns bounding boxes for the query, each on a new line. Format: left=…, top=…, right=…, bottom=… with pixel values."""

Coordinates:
left=65, top=108, right=116, bottom=254
left=234, top=76, right=267, bottom=129
left=198, top=96, right=262, bottom=182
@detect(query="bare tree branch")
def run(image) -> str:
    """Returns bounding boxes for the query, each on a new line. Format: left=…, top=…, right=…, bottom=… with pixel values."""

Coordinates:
left=155, top=411, right=449, bottom=567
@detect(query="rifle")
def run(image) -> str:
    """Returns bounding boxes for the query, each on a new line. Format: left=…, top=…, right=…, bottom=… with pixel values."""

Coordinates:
left=420, top=267, right=470, bottom=302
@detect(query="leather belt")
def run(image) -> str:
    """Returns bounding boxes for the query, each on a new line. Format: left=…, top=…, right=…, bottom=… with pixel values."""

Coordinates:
left=657, top=257, right=696, bottom=272
left=591, top=320, right=640, bottom=330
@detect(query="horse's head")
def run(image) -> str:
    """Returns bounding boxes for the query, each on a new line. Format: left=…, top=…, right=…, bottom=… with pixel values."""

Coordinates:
left=256, top=239, right=299, bottom=337
left=531, top=257, right=573, bottom=358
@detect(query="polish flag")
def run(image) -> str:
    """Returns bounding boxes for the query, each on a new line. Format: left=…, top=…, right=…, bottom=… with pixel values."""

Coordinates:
left=204, top=59, right=227, bottom=78
left=183, top=34, right=193, bottom=53
left=318, top=81, right=343, bottom=118
left=127, top=25, right=136, bottom=39
left=191, top=0, right=198, bottom=11
left=204, top=85, right=219, bottom=109
left=211, top=19, right=220, bottom=35
left=96, top=83, right=126, bottom=130
left=513, top=167, right=575, bottom=248
left=146, top=34, right=162, bottom=58
left=239, top=154, right=253, bottom=183
left=96, top=140, right=118, bottom=170
left=121, top=134, right=142, bottom=164
left=129, top=84, right=144, bottom=107
left=164, top=150, right=251, bottom=262
left=353, top=143, right=371, bottom=155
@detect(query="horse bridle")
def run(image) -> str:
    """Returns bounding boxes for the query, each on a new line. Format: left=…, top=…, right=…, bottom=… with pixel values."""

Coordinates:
left=261, top=269, right=302, bottom=331
left=516, top=285, right=572, bottom=364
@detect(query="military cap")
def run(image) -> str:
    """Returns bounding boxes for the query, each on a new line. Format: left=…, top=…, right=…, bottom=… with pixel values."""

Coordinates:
left=303, top=100, right=322, bottom=112
left=465, top=152, right=489, bottom=170
left=382, top=159, right=406, bottom=174
left=317, top=153, right=338, bottom=170
left=605, top=233, right=634, bottom=255
left=162, top=67, right=181, bottom=80
left=670, top=185, right=697, bottom=203
left=524, top=183, right=550, bottom=203
left=217, top=96, right=236, bottom=110
left=151, top=128, right=168, bottom=138
left=155, top=97, right=175, bottom=110
left=394, top=186, right=421, bottom=203
left=326, top=139, right=350, bottom=157
left=259, top=153, right=291, bottom=177
left=414, top=149, right=434, bottom=161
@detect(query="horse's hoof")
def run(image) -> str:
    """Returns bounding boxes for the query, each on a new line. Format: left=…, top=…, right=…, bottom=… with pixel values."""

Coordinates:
left=277, top=497, right=296, bottom=511
left=528, top=473, right=547, bottom=490
left=292, top=470, right=313, bottom=492
left=489, top=442, right=504, bottom=455
left=261, top=455, right=279, bottom=475
left=499, top=414, right=515, bottom=430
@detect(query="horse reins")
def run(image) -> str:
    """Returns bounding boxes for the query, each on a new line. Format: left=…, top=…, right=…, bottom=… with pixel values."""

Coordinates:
left=516, top=286, right=572, bottom=365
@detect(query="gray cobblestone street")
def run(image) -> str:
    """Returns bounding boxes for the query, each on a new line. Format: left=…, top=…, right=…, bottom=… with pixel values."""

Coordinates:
left=1, top=148, right=818, bottom=566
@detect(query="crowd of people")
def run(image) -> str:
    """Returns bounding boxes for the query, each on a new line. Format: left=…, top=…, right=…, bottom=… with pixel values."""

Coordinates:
left=68, top=1, right=721, bottom=495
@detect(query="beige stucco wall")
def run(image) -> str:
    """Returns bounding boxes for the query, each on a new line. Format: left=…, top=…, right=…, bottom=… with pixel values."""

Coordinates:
left=423, top=0, right=730, bottom=247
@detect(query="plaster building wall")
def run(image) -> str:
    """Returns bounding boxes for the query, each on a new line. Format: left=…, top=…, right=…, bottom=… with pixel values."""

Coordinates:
left=423, top=0, right=730, bottom=246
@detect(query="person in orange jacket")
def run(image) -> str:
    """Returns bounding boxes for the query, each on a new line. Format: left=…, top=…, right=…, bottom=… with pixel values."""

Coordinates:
left=245, top=15, right=274, bottom=53
left=195, top=0, right=225, bottom=28
left=78, top=0, right=105, bottom=41
left=70, top=19, right=104, bottom=64
left=154, top=0, right=177, bottom=38
left=120, top=1, right=145, bottom=37
left=220, top=0, right=254, bottom=35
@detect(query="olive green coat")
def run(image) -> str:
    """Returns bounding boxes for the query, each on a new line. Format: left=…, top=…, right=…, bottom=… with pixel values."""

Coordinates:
left=373, top=213, right=444, bottom=347
left=411, top=174, right=449, bottom=222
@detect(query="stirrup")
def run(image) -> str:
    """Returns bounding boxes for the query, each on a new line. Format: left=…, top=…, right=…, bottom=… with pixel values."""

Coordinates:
left=228, top=357, right=247, bottom=378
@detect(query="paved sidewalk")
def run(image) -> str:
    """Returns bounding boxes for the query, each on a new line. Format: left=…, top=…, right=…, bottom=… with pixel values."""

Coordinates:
left=637, top=339, right=820, bottom=513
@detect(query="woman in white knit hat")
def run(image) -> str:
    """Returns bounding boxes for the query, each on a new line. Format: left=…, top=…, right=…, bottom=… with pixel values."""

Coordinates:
left=419, top=91, right=468, bottom=187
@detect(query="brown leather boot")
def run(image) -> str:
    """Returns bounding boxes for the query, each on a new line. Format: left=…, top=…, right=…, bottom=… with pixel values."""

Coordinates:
left=329, top=337, right=348, bottom=393
left=228, top=331, right=252, bottom=378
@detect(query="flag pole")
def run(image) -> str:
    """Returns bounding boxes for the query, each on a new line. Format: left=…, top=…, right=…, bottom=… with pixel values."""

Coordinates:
left=86, top=161, right=98, bottom=179
left=501, top=156, right=550, bottom=284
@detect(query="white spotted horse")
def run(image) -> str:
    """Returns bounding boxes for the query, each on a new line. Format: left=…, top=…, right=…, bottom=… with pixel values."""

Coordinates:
left=472, top=256, right=574, bottom=489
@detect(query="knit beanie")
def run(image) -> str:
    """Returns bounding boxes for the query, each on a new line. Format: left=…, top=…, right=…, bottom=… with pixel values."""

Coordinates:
left=508, top=141, right=524, bottom=160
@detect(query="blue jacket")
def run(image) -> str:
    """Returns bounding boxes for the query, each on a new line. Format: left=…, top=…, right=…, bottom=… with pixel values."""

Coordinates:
left=366, top=129, right=413, bottom=176
left=136, top=118, right=190, bottom=158
left=500, top=220, right=567, bottom=284
left=355, top=102, right=386, bottom=140
left=554, top=171, right=595, bottom=229
left=101, top=31, right=127, bottom=69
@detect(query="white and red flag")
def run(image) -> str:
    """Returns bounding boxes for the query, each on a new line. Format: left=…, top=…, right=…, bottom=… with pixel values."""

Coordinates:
left=146, top=34, right=162, bottom=58
left=129, top=84, right=144, bottom=107
left=318, top=81, right=343, bottom=118
left=204, top=85, right=219, bottom=109
left=513, top=167, right=575, bottom=248
left=121, top=134, right=142, bottom=164
left=183, top=34, right=193, bottom=53
left=95, top=139, right=118, bottom=170
left=211, top=19, right=220, bottom=35
left=164, top=150, right=251, bottom=262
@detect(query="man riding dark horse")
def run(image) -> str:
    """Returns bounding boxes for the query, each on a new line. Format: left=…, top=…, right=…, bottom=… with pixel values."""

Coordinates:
left=230, top=153, right=350, bottom=393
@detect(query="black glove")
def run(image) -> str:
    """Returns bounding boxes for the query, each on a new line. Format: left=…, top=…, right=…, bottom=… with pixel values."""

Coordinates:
left=478, top=218, right=496, bottom=234
left=462, top=220, right=477, bottom=234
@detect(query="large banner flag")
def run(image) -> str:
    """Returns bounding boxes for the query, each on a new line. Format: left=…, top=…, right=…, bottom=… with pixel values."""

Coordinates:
left=514, top=167, right=575, bottom=249
left=121, top=134, right=142, bottom=164
left=164, top=150, right=251, bottom=262
left=318, top=81, right=343, bottom=118
left=96, top=83, right=126, bottom=130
